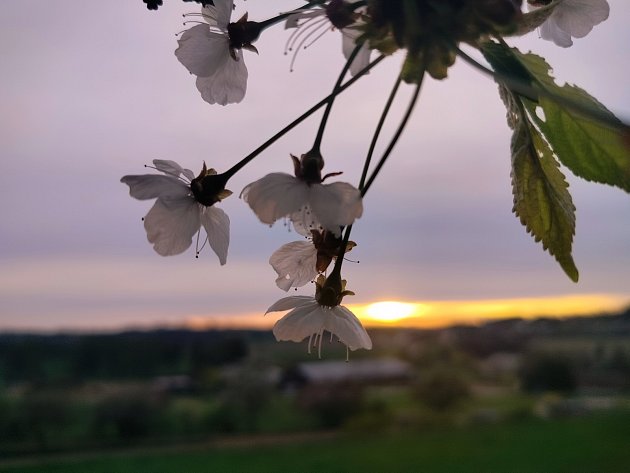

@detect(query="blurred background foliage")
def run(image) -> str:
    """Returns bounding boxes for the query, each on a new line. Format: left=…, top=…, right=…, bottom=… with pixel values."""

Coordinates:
left=1, top=309, right=630, bottom=471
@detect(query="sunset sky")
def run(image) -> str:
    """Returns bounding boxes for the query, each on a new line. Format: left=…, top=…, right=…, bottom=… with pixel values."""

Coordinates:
left=1, top=0, right=629, bottom=333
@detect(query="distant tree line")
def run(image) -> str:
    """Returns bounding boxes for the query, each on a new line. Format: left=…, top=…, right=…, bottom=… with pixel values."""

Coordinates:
left=0, top=330, right=251, bottom=384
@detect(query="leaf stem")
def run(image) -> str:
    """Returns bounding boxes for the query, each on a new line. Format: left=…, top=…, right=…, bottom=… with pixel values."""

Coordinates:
left=456, top=44, right=628, bottom=132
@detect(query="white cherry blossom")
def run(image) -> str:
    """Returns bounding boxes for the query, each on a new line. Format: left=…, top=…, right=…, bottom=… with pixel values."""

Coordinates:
left=121, top=160, right=230, bottom=264
left=342, top=26, right=371, bottom=76
left=528, top=0, right=609, bottom=47
left=175, top=1, right=248, bottom=105
left=266, top=295, right=372, bottom=357
left=269, top=229, right=355, bottom=291
left=270, top=240, right=318, bottom=291
left=242, top=173, right=362, bottom=235
left=241, top=154, right=363, bottom=236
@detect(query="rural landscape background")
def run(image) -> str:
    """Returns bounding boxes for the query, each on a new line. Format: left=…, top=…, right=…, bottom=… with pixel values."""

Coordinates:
left=1, top=308, right=630, bottom=471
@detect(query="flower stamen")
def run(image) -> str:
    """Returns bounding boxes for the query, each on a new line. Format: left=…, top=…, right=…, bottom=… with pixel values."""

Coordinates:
left=284, top=12, right=326, bottom=52
left=284, top=15, right=331, bottom=71
left=318, top=328, right=324, bottom=358
left=195, top=228, right=209, bottom=258
left=143, top=164, right=190, bottom=183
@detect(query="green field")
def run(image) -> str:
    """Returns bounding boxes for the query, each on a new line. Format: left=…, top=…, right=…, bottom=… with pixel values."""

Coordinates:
left=2, top=412, right=629, bottom=473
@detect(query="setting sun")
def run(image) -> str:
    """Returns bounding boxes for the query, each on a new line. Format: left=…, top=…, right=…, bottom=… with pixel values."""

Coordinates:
left=364, top=301, right=422, bottom=323
left=345, top=294, right=629, bottom=329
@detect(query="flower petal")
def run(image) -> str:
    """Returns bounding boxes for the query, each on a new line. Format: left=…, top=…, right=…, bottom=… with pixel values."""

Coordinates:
left=554, top=0, right=609, bottom=38
left=143, top=197, right=201, bottom=256
left=329, top=306, right=372, bottom=351
left=289, top=206, right=323, bottom=237
left=241, top=173, right=309, bottom=225
left=269, top=240, right=318, bottom=291
left=195, top=50, right=248, bottom=105
left=266, top=295, right=315, bottom=314
left=273, top=302, right=327, bottom=343
left=181, top=168, right=196, bottom=181
left=121, top=175, right=190, bottom=200
left=201, top=1, right=233, bottom=30
left=152, top=159, right=194, bottom=181
left=540, top=17, right=573, bottom=47
left=342, top=28, right=370, bottom=76
left=175, top=24, right=230, bottom=77
left=200, top=206, right=230, bottom=265
left=308, top=181, right=363, bottom=234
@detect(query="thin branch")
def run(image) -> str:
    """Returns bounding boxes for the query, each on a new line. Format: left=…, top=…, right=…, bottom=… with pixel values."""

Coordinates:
left=362, top=74, right=425, bottom=197
left=223, top=54, right=385, bottom=179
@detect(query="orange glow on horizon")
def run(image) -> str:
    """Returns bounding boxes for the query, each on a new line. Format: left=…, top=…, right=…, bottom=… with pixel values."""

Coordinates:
left=349, top=294, right=629, bottom=328
left=179, top=294, right=629, bottom=331
left=364, top=301, right=424, bottom=323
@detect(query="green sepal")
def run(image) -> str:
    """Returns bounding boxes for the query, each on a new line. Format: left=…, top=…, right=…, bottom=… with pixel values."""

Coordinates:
left=401, top=51, right=425, bottom=84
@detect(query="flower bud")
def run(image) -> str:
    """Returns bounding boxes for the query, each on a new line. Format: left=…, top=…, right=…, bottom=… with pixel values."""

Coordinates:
left=315, top=272, right=355, bottom=307
left=291, top=149, right=325, bottom=185
left=326, top=0, right=359, bottom=29
left=227, top=13, right=263, bottom=55
left=190, top=163, right=232, bottom=206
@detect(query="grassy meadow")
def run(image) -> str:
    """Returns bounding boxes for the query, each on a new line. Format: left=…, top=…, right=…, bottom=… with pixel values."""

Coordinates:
left=2, top=411, right=629, bottom=473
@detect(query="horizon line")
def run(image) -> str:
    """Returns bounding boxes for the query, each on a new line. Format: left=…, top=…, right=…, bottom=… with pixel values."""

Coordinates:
left=1, top=293, right=627, bottom=335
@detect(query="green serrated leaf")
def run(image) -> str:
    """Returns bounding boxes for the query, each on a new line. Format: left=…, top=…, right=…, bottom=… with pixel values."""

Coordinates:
left=504, top=86, right=579, bottom=282
left=480, top=42, right=534, bottom=87
left=480, top=41, right=629, bottom=279
left=513, top=51, right=630, bottom=192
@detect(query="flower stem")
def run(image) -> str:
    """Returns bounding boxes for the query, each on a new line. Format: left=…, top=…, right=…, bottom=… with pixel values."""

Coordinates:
left=311, top=42, right=364, bottom=155
left=332, top=223, right=353, bottom=275
left=258, top=0, right=367, bottom=31
left=361, top=72, right=424, bottom=197
left=223, top=54, right=385, bottom=180
left=358, top=73, right=403, bottom=190
left=257, top=0, right=327, bottom=31
left=333, top=73, right=418, bottom=275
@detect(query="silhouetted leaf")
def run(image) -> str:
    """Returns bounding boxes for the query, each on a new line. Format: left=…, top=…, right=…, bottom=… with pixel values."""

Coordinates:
left=484, top=43, right=579, bottom=280
left=483, top=42, right=630, bottom=193
left=515, top=51, right=630, bottom=192
left=510, top=102, right=578, bottom=281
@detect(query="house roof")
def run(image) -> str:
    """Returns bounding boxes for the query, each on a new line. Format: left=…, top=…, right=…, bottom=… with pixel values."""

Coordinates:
left=295, top=358, right=412, bottom=384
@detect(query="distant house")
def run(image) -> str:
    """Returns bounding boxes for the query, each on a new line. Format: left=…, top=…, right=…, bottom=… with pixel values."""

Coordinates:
left=151, top=375, right=194, bottom=394
left=280, top=358, right=412, bottom=393
left=479, top=352, right=521, bottom=378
